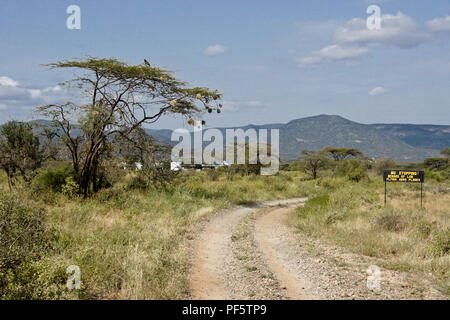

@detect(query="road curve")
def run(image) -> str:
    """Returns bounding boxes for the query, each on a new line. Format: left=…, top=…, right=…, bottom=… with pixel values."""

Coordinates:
left=189, top=198, right=307, bottom=300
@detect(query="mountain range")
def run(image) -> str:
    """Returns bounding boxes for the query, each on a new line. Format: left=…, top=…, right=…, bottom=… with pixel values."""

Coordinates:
left=146, top=115, right=450, bottom=162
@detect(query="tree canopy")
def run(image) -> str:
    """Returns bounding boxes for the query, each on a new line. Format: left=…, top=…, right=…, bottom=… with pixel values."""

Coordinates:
left=322, top=147, right=363, bottom=161
left=38, top=57, right=222, bottom=197
left=299, top=149, right=327, bottom=179
left=0, top=121, right=43, bottom=189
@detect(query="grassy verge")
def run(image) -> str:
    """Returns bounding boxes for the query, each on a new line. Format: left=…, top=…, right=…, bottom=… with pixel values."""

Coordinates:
left=5, top=170, right=314, bottom=299
left=287, top=175, right=449, bottom=296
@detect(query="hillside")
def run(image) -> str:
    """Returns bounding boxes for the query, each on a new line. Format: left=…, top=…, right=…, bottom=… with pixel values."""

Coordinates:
left=370, top=123, right=450, bottom=151
left=147, top=115, right=447, bottom=162
left=278, top=115, right=442, bottom=161
left=23, top=115, right=449, bottom=162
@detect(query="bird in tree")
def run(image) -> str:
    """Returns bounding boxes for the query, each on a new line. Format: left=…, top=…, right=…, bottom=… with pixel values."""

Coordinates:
left=144, top=58, right=150, bottom=66
left=38, top=56, right=222, bottom=197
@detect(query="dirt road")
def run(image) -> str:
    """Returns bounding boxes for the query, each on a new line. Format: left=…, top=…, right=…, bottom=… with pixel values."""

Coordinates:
left=189, top=198, right=445, bottom=300
left=189, top=199, right=308, bottom=299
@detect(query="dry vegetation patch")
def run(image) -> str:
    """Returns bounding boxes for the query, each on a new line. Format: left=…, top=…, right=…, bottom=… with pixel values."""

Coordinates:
left=288, top=177, right=449, bottom=298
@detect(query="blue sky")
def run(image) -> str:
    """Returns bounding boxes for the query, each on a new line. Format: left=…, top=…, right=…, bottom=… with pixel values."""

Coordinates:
left=0, top=0, right=449, bottom=128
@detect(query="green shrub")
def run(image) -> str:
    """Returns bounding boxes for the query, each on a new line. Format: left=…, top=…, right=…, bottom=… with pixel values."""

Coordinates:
left=34, top=165, right=74, bottom=193
left=0, top=196, right=56, bottom=298
left=335, top=159, right=367, bottom=182
left=373, top=158, right=396, bottom=175
left=430, top=229, right=450, bottom=257
left=424, top=169, right=448, bottom=182
left=424, top=158, right=448, bottom=171
left=126, top=174, right=149, bottom=190
left=61, top=176, right=79, bottom=198
left=416, top=221, right=433, bottom=238
left=129, top=166, right=180, bottom=191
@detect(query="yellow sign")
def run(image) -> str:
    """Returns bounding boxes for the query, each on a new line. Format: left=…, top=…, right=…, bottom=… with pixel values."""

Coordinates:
left=383, top=170, right=424, bottom=183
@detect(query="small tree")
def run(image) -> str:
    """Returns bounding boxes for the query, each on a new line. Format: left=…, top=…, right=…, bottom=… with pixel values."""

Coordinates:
left=373, top=158, right=396, bottom=175
left=322, top=147, right=363, bottom=161
left=441, top=148, right=450, bottom=163
left=335, top=159, right=368, bottom=182
left=300, top=150, right=326, bottom=179
left=424, top=158, right=448, bottom=171
left=39, top=57, right=222, bottom=197
left=0, top=121, right=43, bottom=189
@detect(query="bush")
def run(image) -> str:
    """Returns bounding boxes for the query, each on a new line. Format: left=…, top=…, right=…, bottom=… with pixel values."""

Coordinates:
left=374, top=158, right=396, bottom=175
left=374, top=210, right=405, bottom=232
left=34, top=164, right=74, bottom=193
left=430, top=229, right=450, bottom=257
left=126, top=174, right=149, bottom=190
left=424, top=158, right=448, bottom=171
left=127, top=164, right=180, bottom=191
left=61, top=176, right=79, bottom=198
left=424, top=169, right=449, bottom=182
left=416, top=221, right=432, bottom=238
left=335, top=159, right=367, bottom=182
left=0, top=196, right=56, bottom=298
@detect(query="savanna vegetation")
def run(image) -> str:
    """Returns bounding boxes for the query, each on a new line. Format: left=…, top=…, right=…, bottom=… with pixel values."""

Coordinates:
left=1, top=138, right=448, bottom=299
left=0, top=56, right=448, bottom=300
left=287, top=150, right=450, bottom=297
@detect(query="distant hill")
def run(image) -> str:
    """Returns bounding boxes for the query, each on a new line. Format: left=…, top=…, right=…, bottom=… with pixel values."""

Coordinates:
left=18, top=115, right=449, bottom=162
left=146, top=115, right=449, bottom=162
left=276, top=115, right=444, bottom=161
left=369, top=123, right=450, bottom=151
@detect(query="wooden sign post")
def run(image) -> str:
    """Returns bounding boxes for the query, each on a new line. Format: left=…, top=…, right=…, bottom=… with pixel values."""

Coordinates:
left=383, top=170, right=425, bottom=208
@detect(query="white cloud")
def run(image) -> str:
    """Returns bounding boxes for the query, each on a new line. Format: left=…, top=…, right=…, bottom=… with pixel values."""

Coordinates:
left=318, top=45, right=369, bottom=60
left=427, top=16, right=450, bottom=32
left=297, top=45, right=368, bottom=66
left=0, top=76, right=19, bottom=87
left=0, top=76, right=71, bottom=112
left=334, top=12, right=428, bottom=48
left=295, top=12, right=439, bottom=66
left=28, top=89, right=41, bottom=99
left=369, top=86, right=388, bottom=96
left=222, top=100, right=264, bottom=111
left=203, top=44, right=228, bottom=57
left=296, top=56, right=323, bottom=66
left=244, top=100, right=264, bottom=107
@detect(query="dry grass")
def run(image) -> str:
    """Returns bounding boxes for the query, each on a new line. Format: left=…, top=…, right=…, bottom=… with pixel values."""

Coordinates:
left=8, top=170, right=314, bottom=299
left=288, top=176, right=449, bottom=297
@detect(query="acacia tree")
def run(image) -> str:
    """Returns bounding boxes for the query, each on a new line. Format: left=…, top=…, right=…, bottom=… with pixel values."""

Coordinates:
left=322, top=147, right=363, bottom=161
left=300, top=150, right=326, bottom=179
left=38, top=57, right=221, bottom=197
